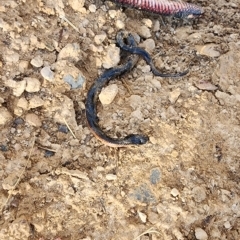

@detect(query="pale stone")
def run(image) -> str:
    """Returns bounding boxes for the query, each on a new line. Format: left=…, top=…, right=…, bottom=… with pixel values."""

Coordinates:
left=28, top=96, right=44, bottom=109
left=25, top=77, right=41, bottom=92
left=40, top=66, right=54, bottom=81
left=192, top=186, right=207, bottom=203
left=224, top=221, right=231, bottom=229
left=196, top=44, right=220, bottom=57
left=138, top=211, right=147, bottom=223
left=69, top=0, right=85, bottom=11
left=140, top=39, right=155, bottom=52
left=171, top=188, right=180, bottom=197
left=17, top=97, right=28, bottom=110
left=25, top=113, right=42, bottom=127
left=99, top=84, right=118, bottom=105
left=108, top=10, right=117, bottom=18
left=137, top=25, right=151, bottom=38
left=0, top=107, right=12, bottom=125
left=88, top=4, right=96, bottom=12
left=5, top=79, right=26, bottom=97
left=102, top=45, right=120, bottom=69
left=169, top=88, right=181, bottom=103
left=30, top=55, right=43, bottom=67
left=115, top=20, right=125, bottom=29
left=195, top=228, right=208, bottom=240
left=106, top=174, right=117, bottom=181
left=58, top=43, right=81, bottom=61
left=94, top=33, right=107, bottom=45
left=142, top=18, right=152, bottom=28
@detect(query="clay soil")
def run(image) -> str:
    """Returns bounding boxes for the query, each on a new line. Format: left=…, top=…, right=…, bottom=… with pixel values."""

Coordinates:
left=0, top=0, right=239, bottom=239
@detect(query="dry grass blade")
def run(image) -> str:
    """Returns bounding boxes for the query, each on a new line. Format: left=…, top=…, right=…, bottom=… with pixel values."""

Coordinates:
left=133, top=227, right=161, bottom=240
left=63, top=118, right=76, bottom=139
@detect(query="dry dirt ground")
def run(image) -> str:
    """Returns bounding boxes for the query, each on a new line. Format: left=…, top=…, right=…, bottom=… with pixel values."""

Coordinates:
left=0, top=0, right=240, bottom=239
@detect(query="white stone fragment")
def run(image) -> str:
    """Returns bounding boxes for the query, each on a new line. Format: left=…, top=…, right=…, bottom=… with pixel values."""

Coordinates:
left=192, top=186, right=206, bottom=203
left=137, top=25, right=151, bottom=38
left=195, top=228, right=208, bottom=240
left=17, top=97, right=28, bottom=110
left=0, top=107, right=12, bottom=125
left=106, top=174, right=117, bottom=181
left=69, top=0, right=85, bottom=11
left=89, top=4, right=96, bottom=12
left=99, top=84, right=118, bottom=105
left=5, top=51, right=20, bottom=63
left=140, top=39, right=155, bottom=52
left=195, top=44, right=220, bottom=58
left=108, top=10, right=117, bottom=18
left=25, top=113, right=42, bottom=127
left=28, top=96, right=44, bottom=109
left=30, top=55, right=43, bottom=67
left=58, top=43, right=81, bottom=61
left=115, top=20, right=125, bottom=29
left=137, top=211, right=147, bottom=223
left=25, top=77, right=41, bottom=92
left=171, top=188, right=180, bottom=197
left=40, top=66, right=54, bottom=81
left=94, top=33, right=107, bottom=45
left=169, top=88, right=181, bottom=104
left=5, top=79, right=26, bottom=97
left=102, top=45, right=120, bottom=69
left=142, top=18, right=152, bottom=28
left=224, top=221, right=231, bottom=229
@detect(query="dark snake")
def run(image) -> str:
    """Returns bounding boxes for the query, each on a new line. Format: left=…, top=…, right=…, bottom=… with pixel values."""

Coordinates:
left=85, top=31, right=189, bottom=147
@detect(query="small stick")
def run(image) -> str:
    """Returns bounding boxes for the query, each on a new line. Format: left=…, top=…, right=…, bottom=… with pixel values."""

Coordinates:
left=63, top=118, right=76, bottom=139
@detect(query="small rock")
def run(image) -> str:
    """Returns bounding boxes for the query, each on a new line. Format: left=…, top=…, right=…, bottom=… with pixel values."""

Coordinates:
left=106, top=174, right=117, bottom=181
left=169, top=88, right=181, bottom=103
left=150, top=168, right=161, bottom=185
left=5, top=79, right=26, bottom=97
left=58, top=43, right=81, bottom=61
left=140, top=39, right=155, bottom=53
left=137, top=211, right=147, bottom=223
left=195, top=81, right=218, bottom=91
left=99, top=84, right=118, bottom=105
left=108, top=10, right=117, bottom=18
left=69, top=0, right=85, bottom=11
left=17, top=97, right=28, bottom=110
left=63, top=74, right=85, bottom=89
left=192, top=186, right=206, bottom=203
left=25, top=113, right=42, bottom=127
left=195, top=228, right=208, bottom=240
left=94, top=33, right=107, bottom=45
left=196, top=44, right=220, bottom=57
left=25, top=77, right=41, bottom=92
left=102, top=45, right=120, bottom=69
left=28, top=96, right=44, bottom=109
left=0, top=107, right=12, bottom=125
left=30, top=55, right=43, bottom=67
left=88, top=4, right=96, bottom=12
left=171, top=188, right=180, bottom=197
left=150, top=78, right=161, bottom=89
left=115, top=20, right=125, bottom=29
left=142, top=18, right=152, bottom=28
left=41, top=66, right=54, bottom=81
left=129, top=95, right=142, bottom=109
left=137, top=25, right=151, bottom=38
left=5, top=51, right=19, bottom=63
left=224, top=221, right=231, bottom=229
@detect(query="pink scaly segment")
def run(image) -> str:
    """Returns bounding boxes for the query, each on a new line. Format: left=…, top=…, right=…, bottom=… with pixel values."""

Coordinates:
left=113, top=0, right=204, bottom=18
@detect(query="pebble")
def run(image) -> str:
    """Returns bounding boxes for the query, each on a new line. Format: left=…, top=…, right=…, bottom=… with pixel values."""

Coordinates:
left=28, top=96, right=44, bottom=109
left=142, top=18, right=152, bottom=28
left=40, top=66, right=54, bottom=81
left=171, top=188, right=180, bottom=197
left=25, top=77, right=41, bottom=92
left=195, top=228, right=208, bottom=240
left=30, top=55, right=43, bottom=67
left=129, top=95, right=142, bottom=109
left=94, top=32, right=107, bottom=45
left=130, top=108, right=143, bottom=120
left=88, top=4, right=96, bottom=12
left=192, top=186, right=206, bottom=203
left=137, top=211, right=147, bottom=223
left=195, top=44, right=220, bottom=58
left=63, top=74, right=85, bottom=89
left=150, top=168, right=161, bottom=185
left=137, top=25, right=151, bottom=38
left=169, top=88, right=181, bottom=104
left=140, top=39, right=155, bottom=53
left=106, top=174, right=117, bottom=181
left=69, top=0, right=85, bottom=11
left=0, top=107, right=12, bottom=125
left=5, top=51, right=19, bottom=63
left=108, top=10, right=117, bottom=18
left=99, top=84, right=118, bottom=105
left=58, top=43, right=81, bottom=61
left=115, top=20, right=125, bottom=29
left=224, top=221, right=231, bottom=229
left=25, top=113, right=42, bottom=127
left=102, top=45, right=120, bottom=69
left=5, top=79, right=26, bottom=97
left=17, top=97, right=28, bottom=110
